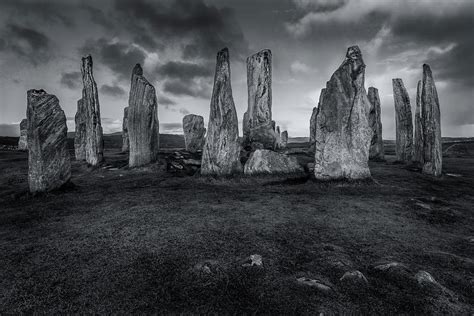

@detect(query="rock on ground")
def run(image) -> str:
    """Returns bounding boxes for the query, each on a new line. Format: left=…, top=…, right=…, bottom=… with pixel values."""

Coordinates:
left=392, top=78, right=413, bottom=162
left=314, top=46, right=372, bottom=180
left=413, top=80, right=424, bottom=164
left=81, top=55, right=104, bottom=165
left=74, top=99, right=86, bottom=160
left=27, top=89, right=71, bottom=193
left=368, top=87, right=384, bottom=160
left=128, top=64, right=160, bottom=167
left=18, top=118, right=28, bottom=150
left=244, top=149, right=304, bottom=175
left=201, top=48, right=242, bottom=175
left=122, top=107, right=129, bottom=152
left=183, top=114, right=206, bottom=153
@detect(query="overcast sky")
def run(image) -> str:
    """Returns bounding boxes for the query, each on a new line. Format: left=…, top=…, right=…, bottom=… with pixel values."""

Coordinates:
left=0, top=0, right=473, bottom=138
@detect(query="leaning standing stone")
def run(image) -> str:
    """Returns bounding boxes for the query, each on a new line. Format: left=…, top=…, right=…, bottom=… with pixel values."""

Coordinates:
left=413, top=80, right=424, bottom=164
left=128, top=64, right=160, bottom=167
left=368, top=87, right=384, bottom=160
left=18, top=119, right=28, bottom=150
left=421, top=64, right=442, bottom=176
left=74, top=98, right=86, bottom=160
left=183, top=114, right=206, bottom=153
left=201, top=48, right=242, bottom=175
left=392, top=78, right=413, bottom=162
left=27, top=89, right=71, bottom=193
left=122, top=107, right=129, bottom=152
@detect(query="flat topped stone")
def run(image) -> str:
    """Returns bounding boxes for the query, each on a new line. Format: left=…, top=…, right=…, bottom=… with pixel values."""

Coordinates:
left=244, top=149, right=303, bottom=175
left=183, top=114, right=206, bottom=153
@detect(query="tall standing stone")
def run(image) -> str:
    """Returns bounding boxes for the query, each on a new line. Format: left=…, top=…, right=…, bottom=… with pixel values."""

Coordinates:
left=183, top=114, right=206, bottom=152
left=201, top=48, right=242, bottom=175
left=276, top=126, right=281, bottom=149
left=392, top=78, right=413, bottom=162
left=27, top=89, right=71, bottom=193
left=281, top=131, right=288, bottom=148
left=413, top=80, right=424, bottom=164
left=81, top=55, right=104, bottom=165
left=18, top=119, right=28, bottom=150
left=421, top=64, right=442, bottom=176
left=310, top=88, right=325, bottom=151
left=314, top=46, right=372, bottom=180
left=128, top=64, right=160, bottom=167
left=74, top=99, right=86, bottom=160
left=244, top=49, right=276, bottom=149
left=122, top=107, right=129, bottom=152
left=368, top=87, right=384, bottom=160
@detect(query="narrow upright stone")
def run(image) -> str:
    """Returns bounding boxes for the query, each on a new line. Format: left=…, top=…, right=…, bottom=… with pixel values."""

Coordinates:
left=281, top=131, right=288, bottom=148
left=310, top=88, right=325, bottom=151
left=122, top=107, right=129, bottom=152
left=413, top=80, right=424, bottom=164
left=27, top=89, right=71, bottom=193
left=243, top=111, right=250, bottom=143
left=81, top=55, right=104, bottom=165
left=392, top=78, right=413, bottom=162
left=128, top=64, right=160, bottom=167
left=18, top=119, right=28, bottom=150
left=368, top=87, right=384, bottom=160
left=183, top=114, right=206, bottom=152
left=74, top=98, right=86, bottom=160
left=421, top=64, right=442, bottom=176
left=201, top=48, right=242, bottom=175
left=276, top=126, right=281, bottom=149
left=314, top=46, right=372, bottom=180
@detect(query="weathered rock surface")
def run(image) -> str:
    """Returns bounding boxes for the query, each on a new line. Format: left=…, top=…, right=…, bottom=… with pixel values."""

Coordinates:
left=81, top=55, right=104, bottom=165
left=368, top=87, right=384, bottom=160
left=421, top=64, right=442, bottom=176
left=244, top=149, right=304, bottom=175
left=166, top=150, right=201, bottom=175
left=296, top=277, right=332, bottom=293
left=74, top=99, right=86, bottom=160
left=242, top=254, right=263, bottom=267
left=242, top=111, right=250, bottom=142
left=18, top=119, right=28, bottom=150
left=314, top=46, right=372, bottom=180
left=340, top=270, right=369, bottom=288
left=244, top=49, right=277, bottom=149
left=392, top=78, right=413, bottom=162
left=310, top=88, right=325, bottom=151
left=201, top=48, right=242, bottom=175
left=281, top=130, right=288, bottom=148
left=183, top=114, right=206, bottom=153
left=27, top=89, right=71, bottom=193
left=275, top=126, right=281, bottom=149
left=128, top=64, right=160, bottom=167
left=122, top=107, right=129, bottom=152
left=413, top=80, right=423, bottom=164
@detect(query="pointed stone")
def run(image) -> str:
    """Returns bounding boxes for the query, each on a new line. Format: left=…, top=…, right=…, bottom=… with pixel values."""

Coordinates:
left=81, top=55, right=104, bottom=165
left=18, top=119, right=28, bottom=150
left=421, top=64, right=442, bottom=176
left=183, top=114, right=206, bottom=153
left=392, top=78, right=413, bottom=162
left=74, top=98, right=86, bottom=160
left=281, top=130, right=288, bottom=148
left=201, top=48, right=242, bottom=175
left=122, top=107, right=129, bottom=152
left=413, top=80, right=424, bottom=164
left=310, top=88, right=325, bottom=151
left=314, top=46, right=372, bottom=180
left=368, top=87, right=384, bottom=160
left=128, top=64, right=160, bottom=167
left=27, top=89, right=71, bottom=193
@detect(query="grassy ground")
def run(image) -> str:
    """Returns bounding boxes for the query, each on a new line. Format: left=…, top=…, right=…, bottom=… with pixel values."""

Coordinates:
left=0, top=136, right=473, bottom=314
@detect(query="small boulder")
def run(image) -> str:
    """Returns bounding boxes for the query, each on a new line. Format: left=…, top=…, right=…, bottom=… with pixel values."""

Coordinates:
left=242, top=254, right=263, bottom=267
left=296, top=277, right=332, bottom=293
left=339, top=270, right=369, bottom=287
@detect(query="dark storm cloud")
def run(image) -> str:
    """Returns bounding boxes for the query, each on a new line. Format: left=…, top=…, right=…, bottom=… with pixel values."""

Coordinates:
left=60, top=71, right=81, bottom=89
left=163, top=79, right=211, bottom=99
left=158, top=61, right=213, bottom=80
left=100, top=84, right=126, bottom=98
left=157, top=95, right=177, bottom=107
left=1, top=0, right=74, bottom=28
left=81, top=5, right=114, bottom=29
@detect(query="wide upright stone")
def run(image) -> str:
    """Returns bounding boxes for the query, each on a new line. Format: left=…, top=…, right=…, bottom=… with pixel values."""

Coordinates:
left=128, top=64, right=160, bottom=167
left=421, top=64, right=442, bottom=176
left=245, top=49, right=276, bottom=149
left=413, top=80, right=424, bottom=164
left=74, top=99, right=86, bottom=160
left=310, top=88, right=325, bottom=151
left=183, top=114, right=206, bottom=152
left=81, top=55, right=104, bottom=165
left=392, top=78, right=413, bottom=162
left=314, top=46, right=372, bottom=180
left=122, top=107, right=129, bottom=152
left=281, top=130, right=288, bottom=148
left=18, top=119, right=28, bottom=150
left=368, top=87, right=384, bottom=160
left=27, top=89, right=71, bottom=193
left=201, top=48, right=242, bottom=175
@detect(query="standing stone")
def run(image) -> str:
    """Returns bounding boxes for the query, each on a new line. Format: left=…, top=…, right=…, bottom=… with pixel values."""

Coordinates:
left=276, top=126, right=281, bottom=149
left=122, top=107, right=129, bottom=152
left=244, top=149, right=303, bottom=175
left=281, top=131, right=288, bottom=148
left=81, top=55, right=104, bottom=165
left=245, top=49, right=276, bottom=149
left=74, top=99, right=86, bottom=160
left=243, top=111, right=250, bottom=143
left=27, top=89, right=71, bottom=193
left=421, top=64, right=442, bottom=176
left=392, top=78, right=413, bottom=162
left=201, top=48, right=242, bottom=175
left=368, top=87, right=384, bottom=160
left=183, top=114, right=206, bottom=152
left=314, top=46, right=372, bottom=180
left=310, top=88, right=325, bottom=151
left=413, top=80, right=424, bottom=164
left=128, top=64, right=160, bottom=167
left=18, top=119, right=28, bottom=150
